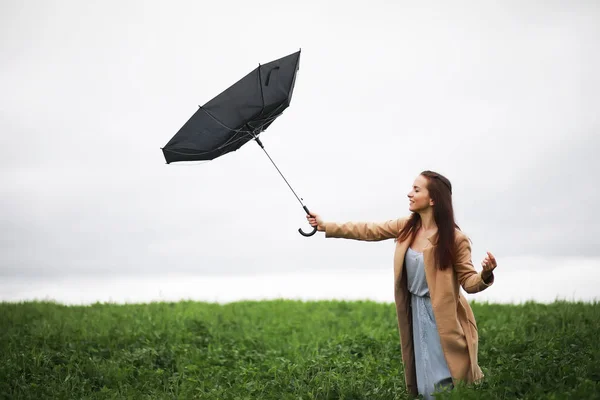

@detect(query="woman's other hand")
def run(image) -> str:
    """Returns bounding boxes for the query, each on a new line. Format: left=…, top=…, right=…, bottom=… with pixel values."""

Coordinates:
left=481, top=251, right=497, bottom=282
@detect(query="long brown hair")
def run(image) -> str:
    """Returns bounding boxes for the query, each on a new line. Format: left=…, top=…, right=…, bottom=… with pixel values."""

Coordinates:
left=397, top=170, right=460, bottom=270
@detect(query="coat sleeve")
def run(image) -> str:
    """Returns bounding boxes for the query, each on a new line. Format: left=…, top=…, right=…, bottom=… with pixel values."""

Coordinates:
left=324, top=217, right=407, bottom=241
left=454, top=236, right=494, bottom=293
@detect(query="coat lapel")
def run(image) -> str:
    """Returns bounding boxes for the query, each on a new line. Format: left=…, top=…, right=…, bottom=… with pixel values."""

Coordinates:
left=422, top=232, right=438, bottom=300
left=393, top=239, right=410, bottom=282
left=392, top=238, right=417, bottom=396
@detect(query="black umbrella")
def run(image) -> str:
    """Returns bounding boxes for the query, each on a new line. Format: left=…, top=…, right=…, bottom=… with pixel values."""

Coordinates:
left=161, top=50, right=317, bottom=237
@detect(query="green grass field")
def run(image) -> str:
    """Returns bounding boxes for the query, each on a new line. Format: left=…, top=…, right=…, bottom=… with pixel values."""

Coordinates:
left=1, top=299, right=599, bottom=399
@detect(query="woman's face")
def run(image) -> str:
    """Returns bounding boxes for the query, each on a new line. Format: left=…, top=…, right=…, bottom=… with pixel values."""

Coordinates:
left=407, top=175, right=434, bottom=212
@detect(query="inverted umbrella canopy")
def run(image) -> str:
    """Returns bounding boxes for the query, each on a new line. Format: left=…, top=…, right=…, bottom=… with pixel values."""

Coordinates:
left=162, top=50, right=301, bottom=163
left=161, top=50, right=317, bottom=237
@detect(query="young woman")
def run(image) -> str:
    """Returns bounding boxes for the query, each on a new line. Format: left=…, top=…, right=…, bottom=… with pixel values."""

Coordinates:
left=306, top=170, right=497, bottom=399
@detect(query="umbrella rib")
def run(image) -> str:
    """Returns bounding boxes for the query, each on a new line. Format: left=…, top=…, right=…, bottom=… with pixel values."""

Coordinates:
left=197, top=105, right=258, bottom=151
left=252, top=112, right=282, bottom=128
left=199, top=106, right=244, bottom=133
left=200, top=104, right=277, bottom=147
left=246, top=102, right=287, bottom=132
left=214, top=130, right=253, bottom=150
left=162, top=148, right=214, bottom=156
left=164, top=132, right=254, bottom=157
left=258, top=65, right=266, bottom=119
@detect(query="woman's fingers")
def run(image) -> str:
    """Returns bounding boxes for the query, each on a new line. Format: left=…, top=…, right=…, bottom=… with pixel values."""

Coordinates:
left=306, top=213, right=319, bottom=227
left=486, top=252, right=497, bottom=269
left=482, top=258, right=493, bottom=271
left=480, top=252, right=498, bottom=272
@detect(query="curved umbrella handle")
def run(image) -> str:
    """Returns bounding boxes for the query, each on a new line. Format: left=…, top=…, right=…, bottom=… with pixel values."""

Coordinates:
left=299, top=205, right=318, bottom=237
left=298, top=225, right=318, bottom=237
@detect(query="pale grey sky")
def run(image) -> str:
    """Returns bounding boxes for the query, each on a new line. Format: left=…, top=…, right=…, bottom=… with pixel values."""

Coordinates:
left=1, top=1, right=599, bottom=304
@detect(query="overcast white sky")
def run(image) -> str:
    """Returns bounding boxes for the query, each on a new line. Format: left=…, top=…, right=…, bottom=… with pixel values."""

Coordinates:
left=1, top=0, right=598, bottom=304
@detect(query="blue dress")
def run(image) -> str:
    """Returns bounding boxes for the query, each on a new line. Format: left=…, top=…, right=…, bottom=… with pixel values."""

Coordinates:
left=405, top=247, right=454, bottom=399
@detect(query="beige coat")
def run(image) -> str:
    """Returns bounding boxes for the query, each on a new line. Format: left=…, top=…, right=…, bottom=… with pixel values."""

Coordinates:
left=324, top=216, right=494, bottom=397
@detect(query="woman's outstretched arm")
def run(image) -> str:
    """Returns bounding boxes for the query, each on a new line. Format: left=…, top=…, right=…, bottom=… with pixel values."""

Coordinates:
left=307, top=213, right=407, bottom=241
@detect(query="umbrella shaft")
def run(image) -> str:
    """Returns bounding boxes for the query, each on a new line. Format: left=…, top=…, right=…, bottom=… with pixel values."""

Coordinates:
left=255, top=138, right=308, bottom=212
